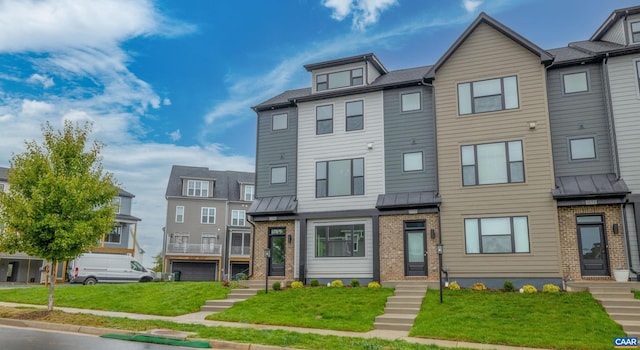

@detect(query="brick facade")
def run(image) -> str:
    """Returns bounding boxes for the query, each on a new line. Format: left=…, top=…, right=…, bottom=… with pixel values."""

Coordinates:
left=250, top=220, right=296, bottom=283
left=379, top=213, right=440, bottom=281
left=557, top=205, right=626, bottom=280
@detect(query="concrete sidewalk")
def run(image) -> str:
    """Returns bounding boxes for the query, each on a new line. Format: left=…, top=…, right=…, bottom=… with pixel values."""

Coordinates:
left=0, top=301, right=547, bottom=350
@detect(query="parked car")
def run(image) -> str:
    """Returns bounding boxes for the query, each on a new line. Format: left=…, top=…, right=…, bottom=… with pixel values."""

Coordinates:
left=67, top=253, right=154, bottom=285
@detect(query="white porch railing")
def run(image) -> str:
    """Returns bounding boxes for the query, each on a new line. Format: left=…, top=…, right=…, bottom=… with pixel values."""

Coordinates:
left=230, top=246, right=250, bottom=256
left=166, top=243, right=222, bottom=255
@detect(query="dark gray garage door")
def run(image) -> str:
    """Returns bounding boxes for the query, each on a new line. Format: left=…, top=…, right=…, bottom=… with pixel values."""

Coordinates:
left=171, top=261, right=217, bottom=281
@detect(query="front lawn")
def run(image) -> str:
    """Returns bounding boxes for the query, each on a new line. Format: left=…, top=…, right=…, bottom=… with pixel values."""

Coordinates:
left=0, top=282, right=230, bottom=316
left=207, top=287, right=394, bottom=332
left=411, top=289, right=625, bottom=350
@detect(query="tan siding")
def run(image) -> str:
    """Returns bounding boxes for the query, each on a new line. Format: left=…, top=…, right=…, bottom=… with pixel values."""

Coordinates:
left=433, top=23, right=560, bottom=277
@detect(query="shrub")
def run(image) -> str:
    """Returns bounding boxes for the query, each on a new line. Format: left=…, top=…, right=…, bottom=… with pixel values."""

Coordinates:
left=472, top=282, right=486, bottom=291
left=330, top=279, right=343, bottom=288
left=291, top=281, right=304, bottom=289
left=229, top=280, right=240, bottom=289
left=367, top=281, right=381, bottom=289
left=222, top=279, right=230, bottom=287
left=542, top=284, right=560, bottom=293
left=272, top=281, right=281, bottom=291
left=521, top=285, right=537, bottom=293
left=503, top=280, right=515, bottom=292
left=310, top=279, right=319, bottom=287
left=350, top=279, right=360, bottom=287
left=448, top=281, right=461, bottom=290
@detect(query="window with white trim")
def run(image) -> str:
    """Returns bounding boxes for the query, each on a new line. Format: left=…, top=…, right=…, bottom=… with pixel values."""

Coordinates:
left=569, top=137, right=596, bottom=160
left=458, top=76, right=518, bottom=115
left=272, top=113, right=288, bottom=130
left=465, top=216, right=530, bottom=254
left=315, top=224, right=365, bottom=257
left=316, top=105, right=333, bottom=135
left=187, top=180, right=209, bottom=197
left=462, top=141, right=524, bottom=186
left=403, top=152, right=424, bottom=172
left=316, top=158, right=364, bottom=197
left=401, top=92, right=421, bottom=112
left=231, top=232, right=251, bottom=255
left=244, top=185, right=255, bottom=201
left=632, top=21, right=640, bottom=43
left=113, top=197, right=121, bottom=214
left=271, top=166, right=287, bottom=184
left=346, top=100, right=363, bottom=131
left=231, top=210, right=246, bottom=226
left=563, top=72, right=588, bottom=94
left=105, top=225, right=123, bottom=244
left=316, top=68, right=363, bottom=91
left=201, top=207, right=216, bottom=224
left=175, top=206, right=184, bottom=223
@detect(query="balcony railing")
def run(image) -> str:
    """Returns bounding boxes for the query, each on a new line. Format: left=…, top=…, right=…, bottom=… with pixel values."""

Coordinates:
left=230, top=246, right=251, bottom=256
left=166, top=243, right=222, bottom=256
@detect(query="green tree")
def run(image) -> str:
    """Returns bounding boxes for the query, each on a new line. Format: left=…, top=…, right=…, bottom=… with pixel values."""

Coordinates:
left=151, top=253, right=163, bottom=272
left=0, top=121, right=118, bottom=311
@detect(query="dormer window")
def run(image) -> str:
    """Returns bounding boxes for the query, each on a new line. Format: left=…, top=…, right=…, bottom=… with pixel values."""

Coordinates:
left=187, top=180, right=209, bottom=197
left=316, top=68, right=363, bottom=91
left=632, top=21, right=640, bottom=43
left=244, top=185, right=255, bottom=201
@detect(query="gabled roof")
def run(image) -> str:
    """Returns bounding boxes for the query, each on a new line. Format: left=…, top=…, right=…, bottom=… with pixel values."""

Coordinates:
left=118, top=188, right=135, bottom=198
left=165, top=165, right=254, bottom=200
left=425, top=12, right=553, bottom=81
left=591, top=5, right=640, bottom=41
left=552, top=174, right=629, bottom=199
left=303, top=53, right=388, bottom=74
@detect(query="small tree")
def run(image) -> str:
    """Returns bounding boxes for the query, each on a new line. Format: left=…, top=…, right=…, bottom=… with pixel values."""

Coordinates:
left=0, top=121, right=117, bottom=311
left=151, top=253, right=164, bottom=272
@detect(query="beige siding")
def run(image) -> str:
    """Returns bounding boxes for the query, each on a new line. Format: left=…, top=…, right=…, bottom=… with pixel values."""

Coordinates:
left=433, top=23, right=560, bottom=278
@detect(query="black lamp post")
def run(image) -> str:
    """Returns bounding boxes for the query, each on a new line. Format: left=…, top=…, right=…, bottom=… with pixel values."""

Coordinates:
left=264, top=248, right=271, bottom=294
left=437, top=243, right=443, bottom=304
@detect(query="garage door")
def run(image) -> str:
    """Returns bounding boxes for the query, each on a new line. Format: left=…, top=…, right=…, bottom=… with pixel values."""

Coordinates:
left=172, top=261, right=217, bottom=281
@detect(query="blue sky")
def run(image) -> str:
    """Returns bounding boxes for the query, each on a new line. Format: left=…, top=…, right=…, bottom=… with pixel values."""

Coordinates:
left=0, top=0, right=636, bottom=265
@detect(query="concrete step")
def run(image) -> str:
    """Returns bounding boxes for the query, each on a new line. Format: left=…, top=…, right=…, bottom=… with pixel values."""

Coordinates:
left=386, top=301, right=421, bottom=309
left=384, top=307, right=420, bottom=315
left=589, top=286, right=631, bottom=294
left=373, top=322, right=412, bottom=331
left=604, top=305, right=640, bottom=314
left=609, top=313, right=640, bottom=321
left=387, top=295, right=424, bottom=302
left=599, top=299, right=640, bottom=308
left=621, top=321, right=640, bottom=334
left=394, top=290, right=427, bottom=297
left=375, top=314, right=416, bottom=324
left=627, top=332, right=640, bottom=338
left=199, top=305, right=227, bottom=312
left=204, top=299, right=237, bottom=306
left=229, top=289, right=259, bottom=296
left=591, top=291, right=634, bottom=300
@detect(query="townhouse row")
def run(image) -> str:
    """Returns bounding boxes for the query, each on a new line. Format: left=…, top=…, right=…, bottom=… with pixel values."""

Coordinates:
left=247, top=6, right=640, bottom=288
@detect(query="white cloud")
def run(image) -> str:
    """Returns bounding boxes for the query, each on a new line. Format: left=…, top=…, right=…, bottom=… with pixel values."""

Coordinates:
left=27, top=74, right=54, bottom=88
left=163, top=98, right=172, bottom=106
left=463, top=0, right=483, bottom=13
left=20, top=99, right=54, bottom=118
left=168, top=129, right=181, bottom=142
left=322, top=0, right=397, bottom=31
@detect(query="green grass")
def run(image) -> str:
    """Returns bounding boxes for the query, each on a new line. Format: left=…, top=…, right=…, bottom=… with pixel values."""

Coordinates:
left=410, top=289, right=625, bottom=350
left=207, top=287, right=394, bottom=332
left=635, top=290, right=639, bottom=299
left=0, top=306, right=445, bottom=350
left=0, top=282, right=230, bottom=316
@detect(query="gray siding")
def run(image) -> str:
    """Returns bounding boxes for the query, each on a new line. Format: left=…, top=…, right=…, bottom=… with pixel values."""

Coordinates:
left=602, top=18, right=625, bottom=45
left=255, top=107, right=297, bottom=198
left=383, top=86, right=436, bottom=193
left=119, top=196, right=132, bottom=216
left=547, top=63, right=614, bottom=176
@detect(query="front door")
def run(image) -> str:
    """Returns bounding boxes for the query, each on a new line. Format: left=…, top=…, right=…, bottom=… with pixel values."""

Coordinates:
left=404, top=221, right=427, bottom=276
left=577, top=215, right=609, bottom=276
left=269, top=228, right=285, bottom=276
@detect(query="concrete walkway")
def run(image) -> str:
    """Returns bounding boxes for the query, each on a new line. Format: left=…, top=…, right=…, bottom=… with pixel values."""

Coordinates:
left=0, top=301, right=549, bottom=350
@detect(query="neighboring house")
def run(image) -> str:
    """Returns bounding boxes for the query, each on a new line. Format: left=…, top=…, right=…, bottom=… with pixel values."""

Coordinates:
left=249, top=7, right=640, bottom=287
left=163, top=165, right=254, bottom=281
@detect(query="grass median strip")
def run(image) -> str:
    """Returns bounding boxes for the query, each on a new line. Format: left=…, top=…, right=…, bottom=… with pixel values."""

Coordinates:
left=101, top=334, right=211, bottom=348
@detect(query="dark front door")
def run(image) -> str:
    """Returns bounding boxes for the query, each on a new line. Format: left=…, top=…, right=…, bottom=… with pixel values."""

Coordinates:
left=577, top=216, right=609, bottom=276
left=6, top=262, right=18, bottom=282
left=404, top=221, right=427, bottom=276
left=269, top=228, right=285, bottom=276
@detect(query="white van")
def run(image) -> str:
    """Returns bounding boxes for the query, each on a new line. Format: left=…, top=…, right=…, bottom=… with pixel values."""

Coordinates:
left=67, top=253, right=155, bottom=285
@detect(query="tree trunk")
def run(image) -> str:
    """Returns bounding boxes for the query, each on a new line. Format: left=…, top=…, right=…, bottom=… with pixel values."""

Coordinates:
left=48, top=261, right=55, bottom=311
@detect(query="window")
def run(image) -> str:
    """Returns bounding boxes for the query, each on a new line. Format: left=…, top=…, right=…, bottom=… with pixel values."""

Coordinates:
left=462, top=141, right=524, bottom=186
left=231, top=210, right=246, bottom=226
left=272, top=113, right=288, bottom=130
left=316, top=158, right=364, bottom=197
left=113, top=197, right=121, bottom=214
left=105, top=225, right=122, bottom=244
left=175, top=206, right=184, bottom=223
left=401, top=92, right=421, bottom=112
left=316, top=68, right=363, bottom=91
left=202, top=234, right=218, bottom=253
left=271, top=166, right=287, bottom=184
left=465, top=217, right=529, bottom=254
left=201, top=207, right=216, bottom=224
left=403, top=152, right=423, bottom=172
left=563, top=72, right=588, bottom=94
left=632, top=21, right=640, bottom=43
left=244, top=185, right=255, bottom=201
left=173, top=233, right=189, bottom=245
left=187, top=180, right=209, bottom=197
left=570, top=137, right=596, bottom=160
left=458, top=76, right=518, bottom=115
left=316, top=105, right=333, bottom=135
left=346, top=100, right=363, bottom=131
left=316, top=224, right=365, bottom=257
left=131, top=260, right=146, bottom=272
left=231, top=232, right=251, bottom=255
